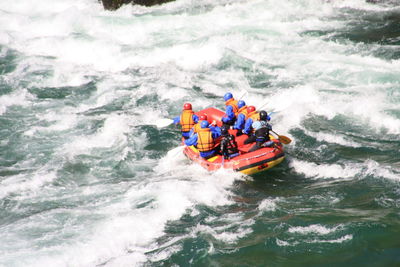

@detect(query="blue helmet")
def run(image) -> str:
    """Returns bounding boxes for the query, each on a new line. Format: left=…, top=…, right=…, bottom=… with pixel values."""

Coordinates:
left=223, top=92, right=233, bottom=101
left=238, top=100, right=246, bottom=109
left=200, top=120, right=209, bottom=128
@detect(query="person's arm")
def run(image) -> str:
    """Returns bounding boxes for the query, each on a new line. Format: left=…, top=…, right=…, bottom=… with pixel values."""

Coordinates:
left=222, top=106, right=234, bottom=123
left=188, top=128, right=195, bottom=137
left=184, top=134, right=198, bottom=146
left=225, top=105, right=235, bottom=120
left=173, top=116, right=180, bottom=124
left=243, top=118, right=253, bottom=134
left=212, top=130, right=221, bottom=139
left=234, top=113, right=245, bottom=129
left=210, top=125, right=221, bottom=135
left=192, top=114, right=199, bottom=124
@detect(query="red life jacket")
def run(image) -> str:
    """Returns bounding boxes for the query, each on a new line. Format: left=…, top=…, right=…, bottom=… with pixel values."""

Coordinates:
left=197, top=127, right=215, bottom=152
left=180, top=110, right=195, bottom=132
left=225, top=98, right=239, bottom=114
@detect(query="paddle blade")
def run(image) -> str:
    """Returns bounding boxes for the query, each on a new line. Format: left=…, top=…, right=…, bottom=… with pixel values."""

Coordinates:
left=154, top=118, right=173, bottom=128
left=278, top=135, right=292, bottom=144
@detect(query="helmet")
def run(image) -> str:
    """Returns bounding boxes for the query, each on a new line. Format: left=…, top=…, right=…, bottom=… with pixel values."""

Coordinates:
left=247, top=106, right=256, bottom=113
left=259, top=110, right=268, bottom=121
left=238, top=100, right=246, bottom=109
left=221, top=125, right=229, bottom=135
left=223, top=92, right=233, bottom=101
left=200, top=120, right=209, bottom=128
left=183, top=103, right=192, bottom=110
left=199, top=114, right=208, bottom=121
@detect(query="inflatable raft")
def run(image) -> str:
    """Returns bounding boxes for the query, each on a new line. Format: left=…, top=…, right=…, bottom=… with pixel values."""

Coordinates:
left=183, top=107, right=285, bottom=175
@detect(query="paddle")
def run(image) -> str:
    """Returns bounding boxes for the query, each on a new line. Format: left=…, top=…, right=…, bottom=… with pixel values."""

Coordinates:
left=237, top=90, right=248, bottom=100
left=154, top=118, right=174, bottom=128
left=271, top=129, right=292, bottom=144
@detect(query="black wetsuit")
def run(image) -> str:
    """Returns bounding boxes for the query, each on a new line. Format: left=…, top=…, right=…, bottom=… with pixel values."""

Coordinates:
left=220, top=134, right=239, bottom=159
left=244, top=124, right=272, bottom=152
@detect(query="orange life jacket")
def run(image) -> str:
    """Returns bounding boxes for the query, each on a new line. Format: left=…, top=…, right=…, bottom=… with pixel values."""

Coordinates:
left=225, top=98, right=239, bottom=114
left=236, top=105, right=248, bottom=117
left=247, top=111, right=260, bottom=121
left=197, top=127, right=215, bottom=152
left=180, top=110, right=195, bottom=132
left=192, top=122, right=201, bottom=133
left=246, top=111, right=260, bottom=133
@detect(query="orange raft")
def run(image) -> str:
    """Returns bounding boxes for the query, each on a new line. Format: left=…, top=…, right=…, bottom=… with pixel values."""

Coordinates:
left=183, top=107, right=285, bottom=175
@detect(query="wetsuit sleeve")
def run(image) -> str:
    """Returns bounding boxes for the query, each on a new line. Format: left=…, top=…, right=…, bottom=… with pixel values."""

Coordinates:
left=210, top=125, right=221, bottom=135
left=222, top=105, right=235, bottom=123
left=192, top=114, right=199, bottom=124
left=233, top=113, right=245, bottom=129
left=243, top=118, right=253, bottom=134
left=212, top=130, right=221, bottom=139
left=173, top=116, right=180, bottom=124
left=184, top=134, right=198, bottom=146
left=188, top=128, right=195, bottom=137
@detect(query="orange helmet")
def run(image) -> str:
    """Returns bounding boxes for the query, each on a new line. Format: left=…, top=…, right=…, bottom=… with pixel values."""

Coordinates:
left=183, top=103, right=192, bottom=110
left=247, top=106, right=256, bottom=113
left=199, top=114, right=208, bottom=121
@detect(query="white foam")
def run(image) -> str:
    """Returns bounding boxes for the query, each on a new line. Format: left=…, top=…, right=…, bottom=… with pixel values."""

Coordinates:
left=18, top=150, right=243, bottom=266
left=63, top=114, right=130, bottom=158
left=308, top=234, right=353, bottom=244
left=0, top=89, right=31, bottom=115
left=276, top=238, right=299, bottom=247
left=258, top=198, right=278, bottom=212
left=288, top=224, right=342, bottom=235
left=304, top=130, right=362, bottom=148
left=190, top=213, right=254, bottom=244
left=0, top=171, right=57, bottom=199
left=290, top=159, right=360, bottom=180
left=291, top=159, right=400, bottom=182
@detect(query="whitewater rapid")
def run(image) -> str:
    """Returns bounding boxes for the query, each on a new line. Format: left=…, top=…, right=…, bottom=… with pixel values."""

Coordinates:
left=1, top=0, right=400, bottom=266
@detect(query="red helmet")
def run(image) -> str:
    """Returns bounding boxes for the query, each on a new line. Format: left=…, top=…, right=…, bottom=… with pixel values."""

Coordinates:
left=199, top=115, right=208, bottom=121
left=247, top=106, right=256, bottom=113
left=183, top=103, right=192, bottom=110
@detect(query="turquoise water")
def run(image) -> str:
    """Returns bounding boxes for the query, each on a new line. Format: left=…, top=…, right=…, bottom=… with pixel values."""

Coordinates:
left=0, top=0, right=399, bottom=266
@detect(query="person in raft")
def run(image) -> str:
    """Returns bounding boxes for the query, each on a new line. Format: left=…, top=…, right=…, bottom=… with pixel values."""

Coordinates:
left=244, top=111, right=274, bottom=152
left=220, top=125, right=239, bottom=159
left=233, top=100, right=248, bottom=136
left=221, top=92, right=239, bottom=127
left=185, top=120, right=221, bottom=159
left=189, top=114, right=221, bottom=137
left=173, top=103, right=199, bottom=139
left=242, top=107, right=271, bottom=135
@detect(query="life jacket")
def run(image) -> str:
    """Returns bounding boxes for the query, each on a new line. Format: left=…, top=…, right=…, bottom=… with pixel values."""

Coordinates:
left=180, top=110, right=195, bottom=132
left=225, top=98, right=239, bottom=114
left=247, top=111, right=260, bottom=121
left=192, top=121, right=203, bottom=133
left=236, top=105, right=248, bottom=117
left=246, top=111, right=260, bottom=133
left=197, top=127, right=215, bottom=152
